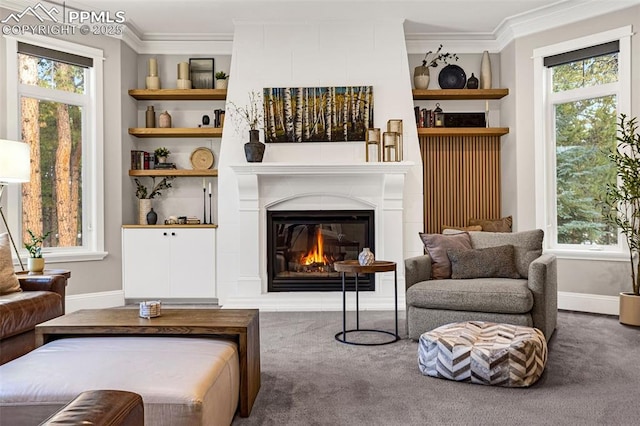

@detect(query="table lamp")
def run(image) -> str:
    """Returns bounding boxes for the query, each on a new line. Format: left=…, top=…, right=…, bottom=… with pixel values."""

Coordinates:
left=0, top=139, right=31, bottom=270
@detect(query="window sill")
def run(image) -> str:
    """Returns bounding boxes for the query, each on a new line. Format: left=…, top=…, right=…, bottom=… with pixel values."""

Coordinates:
left=545, top=249, right=630, bottom=262
left=14, top=251, right=108, bottom=265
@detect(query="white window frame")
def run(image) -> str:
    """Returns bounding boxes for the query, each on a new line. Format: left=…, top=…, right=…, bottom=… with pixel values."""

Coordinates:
left=4, top=34, right=107, bottom=263
left=533, top=26, right=632, bottom=261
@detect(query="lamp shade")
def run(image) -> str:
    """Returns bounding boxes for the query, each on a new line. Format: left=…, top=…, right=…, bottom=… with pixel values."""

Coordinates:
left=0, top=139, right=30, bottom=183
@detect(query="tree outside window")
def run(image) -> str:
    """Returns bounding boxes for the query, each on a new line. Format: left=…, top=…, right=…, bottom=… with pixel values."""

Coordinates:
left=18, top=52, right=86, bottom=250
left=550, top=52, right=619, bottom=247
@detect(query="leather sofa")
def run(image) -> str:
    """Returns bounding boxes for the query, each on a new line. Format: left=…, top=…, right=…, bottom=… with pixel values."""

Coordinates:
left=40, top=390, right=144, bottom=426
left=0, top=273, right=67, bottom=365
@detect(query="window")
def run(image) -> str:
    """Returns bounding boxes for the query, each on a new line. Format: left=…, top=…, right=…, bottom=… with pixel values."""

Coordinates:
left=4, top=35, right=106, bottom=262
left=534, top=27, right=632, bottom=258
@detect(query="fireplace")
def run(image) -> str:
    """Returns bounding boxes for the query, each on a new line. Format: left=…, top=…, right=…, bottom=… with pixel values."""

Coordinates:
left=267, top=210, right=375, bottom=292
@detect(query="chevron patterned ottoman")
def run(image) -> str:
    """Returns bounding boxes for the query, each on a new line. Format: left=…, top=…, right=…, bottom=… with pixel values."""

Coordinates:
left=418, top=321, right=547, bottom=387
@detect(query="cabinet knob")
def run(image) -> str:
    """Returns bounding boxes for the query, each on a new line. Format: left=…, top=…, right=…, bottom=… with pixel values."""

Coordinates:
left=163, top=232, right=167, bottom=236
left=171, top=232, right=176, bottom=236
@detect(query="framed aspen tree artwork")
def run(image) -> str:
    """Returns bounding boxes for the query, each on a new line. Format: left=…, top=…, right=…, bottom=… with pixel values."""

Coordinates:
left=263, top=86, right=373, bottom=142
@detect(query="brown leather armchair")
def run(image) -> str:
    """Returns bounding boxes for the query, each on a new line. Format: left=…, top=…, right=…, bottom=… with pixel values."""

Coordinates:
left=0, top=273, right=67, bottom=364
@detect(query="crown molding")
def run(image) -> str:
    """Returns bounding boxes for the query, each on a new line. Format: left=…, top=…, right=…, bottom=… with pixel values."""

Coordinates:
left=494, top=0, right=640, bottom=50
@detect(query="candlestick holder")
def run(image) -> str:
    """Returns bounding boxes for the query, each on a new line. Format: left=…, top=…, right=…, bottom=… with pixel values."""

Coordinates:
left=208, top=193, right=212, bottom=225
left=202, top=187, right=208, bottom=224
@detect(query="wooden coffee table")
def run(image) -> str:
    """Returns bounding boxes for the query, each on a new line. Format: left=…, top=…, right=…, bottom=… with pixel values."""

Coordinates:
left=35, top=308, right=260, bottom=417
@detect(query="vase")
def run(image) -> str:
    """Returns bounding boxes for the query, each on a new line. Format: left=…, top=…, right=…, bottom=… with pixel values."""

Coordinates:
left=244, top=130, right=265, bottom=162
left=28, top=257, right=45, bottom=273
left=414, top=65, right=430, bottom=90
left=138, top=199, right=152, bottom=225
left=480, top=51, right=492, bottom=89
left=215, top=79, right=228, bottom=89
left=358, top=247, right=375, bottom=266
left=145, top=106, right=155, bottom=128
left=146, top=208, right=158, bottom=225
left=619, top=292, right=640, bottom=326
left=466, top=73, right=479, bottom=89
left=158, top=111, right=172, bottom=128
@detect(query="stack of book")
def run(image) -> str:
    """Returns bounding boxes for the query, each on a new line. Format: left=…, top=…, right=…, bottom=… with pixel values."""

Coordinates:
left=186, top=217, right=201, bottom=225
left=154, top=162, right=177, bottom=170
left=414, top=107, right=434, bottom=128
left=131, top=151, right=153, bottom=170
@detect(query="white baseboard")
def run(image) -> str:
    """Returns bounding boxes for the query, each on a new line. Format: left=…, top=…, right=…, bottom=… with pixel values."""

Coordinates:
left=65, top=290, right=125, bottom=313
left=558, top=291, right=619, bottom=316
left=63, top=290, right=619, bottom=316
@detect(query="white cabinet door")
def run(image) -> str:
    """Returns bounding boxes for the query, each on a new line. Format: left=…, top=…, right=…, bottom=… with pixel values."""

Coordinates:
left=123, top=228, right=216, bottom=299
left=169, top=228, right=216, bottom=298
left=122, top=228, right=171, bottom=298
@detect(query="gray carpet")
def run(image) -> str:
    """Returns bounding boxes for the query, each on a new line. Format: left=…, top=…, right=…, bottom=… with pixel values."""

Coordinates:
left=232, top=310, right=640, bottom=425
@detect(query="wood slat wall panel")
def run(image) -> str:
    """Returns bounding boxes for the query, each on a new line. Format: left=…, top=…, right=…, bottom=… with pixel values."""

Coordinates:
left=420, top=135, right=501, bottom=234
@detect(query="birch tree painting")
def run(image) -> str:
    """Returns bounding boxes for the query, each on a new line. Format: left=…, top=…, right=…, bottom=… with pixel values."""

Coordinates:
left=263, top=86, right=373, bottom=142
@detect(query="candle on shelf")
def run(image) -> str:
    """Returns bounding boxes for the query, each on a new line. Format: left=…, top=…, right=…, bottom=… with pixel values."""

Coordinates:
left=202, top=178, right=205, bottom=189
left=209, top=182, right=212, bottom=195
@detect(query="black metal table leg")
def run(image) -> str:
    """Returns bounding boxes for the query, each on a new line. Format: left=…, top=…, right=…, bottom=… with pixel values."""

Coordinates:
left=341, top=271, right=346, bottom=342
left=355, top=271, right=359, bottom=330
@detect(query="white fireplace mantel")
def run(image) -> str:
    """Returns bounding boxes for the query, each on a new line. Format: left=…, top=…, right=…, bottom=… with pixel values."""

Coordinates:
left=229, top=161, right=414, bottom=176
left=223, top=161, right=415, bottom=310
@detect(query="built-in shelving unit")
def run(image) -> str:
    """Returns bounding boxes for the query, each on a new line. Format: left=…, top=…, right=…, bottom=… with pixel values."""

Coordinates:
left=128, top=169, right=218, bottom=177
left=415, top=87, right=509, bottom=234
left=128, top=88, right=227, bottom=101
left=128, top=127, right=223, bottom=138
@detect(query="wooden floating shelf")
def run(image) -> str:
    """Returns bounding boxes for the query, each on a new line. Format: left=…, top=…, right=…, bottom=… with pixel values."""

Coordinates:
left=128, top=89, right=227, bottom=100
left=129, top=169, right=218, bottom=177
left=417, top=127, right=509, bottom=137
left=412, top=88, right=509, bottom=100
left=128, top=127, right=223, bottom=138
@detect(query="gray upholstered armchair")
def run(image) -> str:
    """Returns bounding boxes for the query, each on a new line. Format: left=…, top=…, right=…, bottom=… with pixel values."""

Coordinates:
left=404, top=230, right=557, bottom=342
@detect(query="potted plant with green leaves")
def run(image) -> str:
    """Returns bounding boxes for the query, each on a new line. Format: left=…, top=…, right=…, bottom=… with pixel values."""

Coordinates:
left=134, top=177, right=173, bottom=225
left=154, top=147, right=170, bottom=164
left=24, top=229, right=52, bottom=273
left=215, top=71, right=229, bottom=89
left=228, top=90, right=265, bottom=162
left=602, top=114, right=640, bottom=326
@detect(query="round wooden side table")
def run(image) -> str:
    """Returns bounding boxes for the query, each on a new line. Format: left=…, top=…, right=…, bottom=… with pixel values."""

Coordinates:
left=333, top=260, right=399, bottom=346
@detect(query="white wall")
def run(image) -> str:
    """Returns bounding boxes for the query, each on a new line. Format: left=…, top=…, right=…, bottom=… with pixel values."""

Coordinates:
left=216, top=19, right=423, bottom=308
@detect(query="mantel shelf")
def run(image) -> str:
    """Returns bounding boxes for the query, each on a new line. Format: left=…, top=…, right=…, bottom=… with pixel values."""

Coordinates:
left=412, top=88, right=509, bottom=100
left=230, top=162, right=415, bottom=176
left=128, top=127, right=223, bottom=138
left=128, top=89, right=227, bottom=100
left=417, top=127, right=509, bottom=137
left=129, top=169, right=218, bottom=177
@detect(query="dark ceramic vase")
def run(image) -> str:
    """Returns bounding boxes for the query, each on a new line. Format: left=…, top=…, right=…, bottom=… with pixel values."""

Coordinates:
left=146, top=208, right=158, bottom=225
left=466, top=73, right=479, bottom=89
left=244, top=130, right=265, bottom=162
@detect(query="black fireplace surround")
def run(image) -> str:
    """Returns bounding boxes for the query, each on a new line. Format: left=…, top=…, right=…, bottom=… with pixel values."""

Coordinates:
left=267, top=210, right=375, bottom=292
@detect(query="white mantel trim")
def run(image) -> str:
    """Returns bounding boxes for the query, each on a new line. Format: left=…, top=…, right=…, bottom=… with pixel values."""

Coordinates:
left=229, top=161, right=414, bottom=176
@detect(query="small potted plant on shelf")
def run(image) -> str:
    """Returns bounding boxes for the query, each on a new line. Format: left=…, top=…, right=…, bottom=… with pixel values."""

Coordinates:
left=215, top=71, right=229, bottom=89
left=601, top=114, right=640, bottom=326
left=228, top=90, right=264, bottom=162
left=24, top=229, right=52, bottom=273
left=135, top=177, right=173, bottom=225
left=154, top=147, right=170, bottom=164
left=414, top=44, right=458, bottom=90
